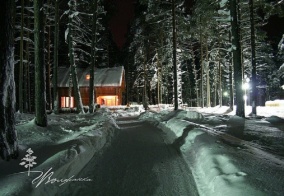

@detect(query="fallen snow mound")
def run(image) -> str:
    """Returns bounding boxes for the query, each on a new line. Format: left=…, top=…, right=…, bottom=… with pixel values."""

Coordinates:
left=141, top=110, right=284, bottom=196
left=0, top=109, right=118, bottom=196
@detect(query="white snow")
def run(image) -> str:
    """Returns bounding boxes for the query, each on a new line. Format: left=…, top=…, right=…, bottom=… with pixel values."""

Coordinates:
left=140, top=105, right=284, bottom=195
left=0, top=105, right=284, bottom=195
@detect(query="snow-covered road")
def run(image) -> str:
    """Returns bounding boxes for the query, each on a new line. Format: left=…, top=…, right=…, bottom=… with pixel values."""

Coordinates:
left=62, top=117, right=198, bottom=196
left=1, top=107, right=284, bottom=195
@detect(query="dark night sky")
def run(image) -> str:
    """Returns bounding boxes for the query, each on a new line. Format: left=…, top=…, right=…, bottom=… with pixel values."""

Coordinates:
left=108, top=0, right=135, bottom=49
left=108, top=0, right=283, bottom=51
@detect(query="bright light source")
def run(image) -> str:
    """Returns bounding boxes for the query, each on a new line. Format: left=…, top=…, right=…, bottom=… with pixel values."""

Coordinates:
left=86, top=74, right=90, bottom=80
left=176, top=49, right=182, bottom=52
left=242, top=83, right=249, bottom=90
left=281, top=85, right=284, bottom=90
left=243, top=95, right=247, bottom=101
left=223, top=92, right=228, bottom=96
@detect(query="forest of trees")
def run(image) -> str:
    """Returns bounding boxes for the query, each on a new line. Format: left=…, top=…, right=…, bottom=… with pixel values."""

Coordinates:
left=0, top=0, right=283, bottom=159
left=125, top=0, right=283, bottom=116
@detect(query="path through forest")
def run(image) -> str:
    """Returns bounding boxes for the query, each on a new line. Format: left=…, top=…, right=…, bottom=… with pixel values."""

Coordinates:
left=60, top=116, right=198, bottom=196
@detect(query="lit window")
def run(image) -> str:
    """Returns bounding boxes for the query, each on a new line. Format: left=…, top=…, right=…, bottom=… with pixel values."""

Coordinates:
left=61, top=97, right=74, bottom=108
left=96, top=96, right=118, bottom=106
left=86, top=74, right=90, bottom=80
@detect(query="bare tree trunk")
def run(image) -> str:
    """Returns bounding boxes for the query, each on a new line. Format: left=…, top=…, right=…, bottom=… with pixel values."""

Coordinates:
left=205, top=38, right=211, bottom=107
left=89, top=0, right=98, bottom=113
left=229, top=31, right=234, bottom=110
left=217, top=34, right=222, bottom=107
left=249, top=0, right=257, bottom=116
left=68, top=0, right=84, bottom=113
left=172, top=0, right=178, bottom=110
left=137, top=87, right=139, bottom=104
left=53, top=0, right=59, bottom=114
left=0, top=0, right=19, bottom=160
left=191, top=42, right=199, bottom=107
left=159, top=30, right=164, bottom=104
left=157, top=49, right=161, bottom=104
left=229, top=62, right=234, bottom=110
left=46, top=0, right=52, bottom=111
left=218, top=56, right=222, bottom=107
left=24, top=0, right=31, bottom=112
left=230, top=0, right=244, bottom=117
left=199, top=17, right=204, bottom=108
left=25, top=20, right=31, bottom=112
left=213, top=63, right=217, bottom=107
left=143, top=49, right=149, bottom=110
left=237, top=0, right=244, bottom=82
left=34, top=0, right=47, bottom=126
left=19, top=0, right=25, bottom=113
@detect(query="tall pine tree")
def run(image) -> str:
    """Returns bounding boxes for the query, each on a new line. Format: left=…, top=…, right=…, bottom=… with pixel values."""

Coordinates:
left=0, top=0, right=19, bottom=160
left=34, top=0, right=47, bottom=126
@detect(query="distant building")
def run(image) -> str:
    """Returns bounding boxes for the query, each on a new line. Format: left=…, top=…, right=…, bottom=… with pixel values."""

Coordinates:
left=57, top=66, right=125, bottom=108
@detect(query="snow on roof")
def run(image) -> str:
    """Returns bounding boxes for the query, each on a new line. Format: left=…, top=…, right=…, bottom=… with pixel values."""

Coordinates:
left=57, top=66, right=124, bottom=87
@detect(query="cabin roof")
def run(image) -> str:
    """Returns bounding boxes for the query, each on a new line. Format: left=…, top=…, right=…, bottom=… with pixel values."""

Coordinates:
left=57, top=66, right=124, bottom=87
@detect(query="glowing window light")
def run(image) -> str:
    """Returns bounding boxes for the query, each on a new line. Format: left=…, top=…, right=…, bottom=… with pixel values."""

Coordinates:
left=61, top=97, right=74, bottom=108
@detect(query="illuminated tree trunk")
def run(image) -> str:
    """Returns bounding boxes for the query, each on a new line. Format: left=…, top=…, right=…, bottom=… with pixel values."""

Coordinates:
left=249, top=0, right=257, bottom=116
left=89, top=0, right=98, bottom=113
left=68, top=0, right=84, bottom=113
left=205, top=39, right=211, bottom=107
left=218, top=59, right=222, bottom=107
left=46, top=0, right=52, bottom=111
left=143, top=48, right=149, bottom=110
left=217, top=34, right=222, bottom=107
left=157, top=49, right=161, bottom=104
left=0, top=0, right=19, bottom=160
left=230, top=0, right=244, bottom=117
left=172, top=0, right=178, bottom=110
left=229, top=31, right=234, bottom=110
left=191, top=42, right=199, bottom=107
left=199, top=17, right=204, bottom=108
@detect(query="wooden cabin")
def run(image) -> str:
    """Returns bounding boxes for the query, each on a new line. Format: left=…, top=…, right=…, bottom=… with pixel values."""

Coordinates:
left=57, top=66, right=125, bottom=109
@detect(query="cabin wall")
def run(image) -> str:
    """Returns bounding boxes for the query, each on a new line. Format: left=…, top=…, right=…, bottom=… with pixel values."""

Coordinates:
left=57, top=86, right=124, bottom=108
left=96, top=87, right=123, bottom=105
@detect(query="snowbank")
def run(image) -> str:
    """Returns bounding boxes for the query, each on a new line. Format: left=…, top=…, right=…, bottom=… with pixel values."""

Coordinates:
left=2, top=105, right=284, bottom=195
left=0, top=108, right=118, bottom=195
left=191, top=105, right=284, bottom=118
left=140, top=110, right=284, bottom=196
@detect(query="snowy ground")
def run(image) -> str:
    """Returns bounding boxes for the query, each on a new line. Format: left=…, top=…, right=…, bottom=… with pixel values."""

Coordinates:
left=0, top=105, right=283, bottom=195
left=140, top=106, right=284, bottom=196
left=0, top=108, right=119, bottom=195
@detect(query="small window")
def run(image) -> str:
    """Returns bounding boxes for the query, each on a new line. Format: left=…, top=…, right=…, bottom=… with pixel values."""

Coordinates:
left=61, top=97, right=74, bottom=108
